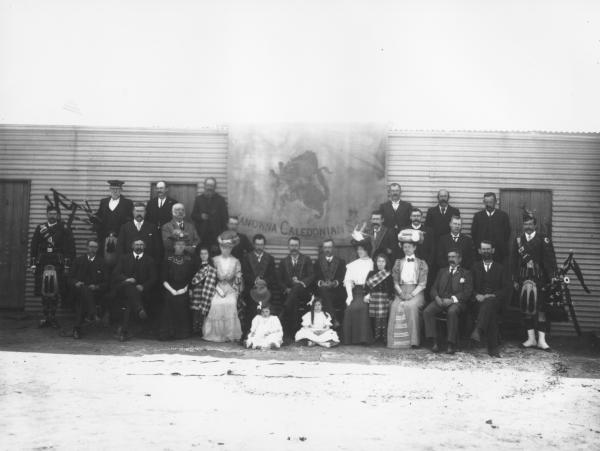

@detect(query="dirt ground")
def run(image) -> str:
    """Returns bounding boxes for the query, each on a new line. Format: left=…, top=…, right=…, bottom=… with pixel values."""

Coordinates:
left=1, top=314, right=599, bottom=450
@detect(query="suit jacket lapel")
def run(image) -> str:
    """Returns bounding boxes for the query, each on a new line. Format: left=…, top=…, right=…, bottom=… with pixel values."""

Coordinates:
left=373, top=226, right=385, bottom=251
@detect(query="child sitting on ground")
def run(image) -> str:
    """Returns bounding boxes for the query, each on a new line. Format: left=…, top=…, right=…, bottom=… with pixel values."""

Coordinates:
left=246, top=302, right=283, bottom=350
left=295, top=298, right=340, bottom=348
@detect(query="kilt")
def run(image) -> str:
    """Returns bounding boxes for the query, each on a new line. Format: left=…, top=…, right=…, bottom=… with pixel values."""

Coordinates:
left=368, top=292, right=390, bottom=319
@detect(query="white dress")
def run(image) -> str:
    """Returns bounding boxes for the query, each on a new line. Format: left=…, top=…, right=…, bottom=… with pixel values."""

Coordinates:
left=295, top=311, right=340, bottom=344
left=246, top=315, right=283, bottom=349
left=202, top=255, right=243, bottom=342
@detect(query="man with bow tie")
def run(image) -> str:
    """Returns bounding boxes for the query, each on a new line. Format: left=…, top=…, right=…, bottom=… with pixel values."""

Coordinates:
left=112, top=240, right=157, bottom=341
left=313, top=238, right=346, bottom=328
left=423, top=248, right=473, bottom=354
left=30, top=205, right=76, bottom=328
left=145, top=181, right=177, bottom=230
left=70, top=240, right=109, bottom=339
left=437, top=216, right=475, bottom=270
left=117, top=203, right=162, bottom=259
left=161, top=203, right=200, bottom=256
left=471, top=240, right=509, bottom=357
left=369, top=210, right=398, bottom=262
left=512, top=213, right=557, bottom=351
left=379, top=183, right=413, bottom=234
left=241, top=234, right=277, bottom=339
left=277, top=236, right=315, bottom=341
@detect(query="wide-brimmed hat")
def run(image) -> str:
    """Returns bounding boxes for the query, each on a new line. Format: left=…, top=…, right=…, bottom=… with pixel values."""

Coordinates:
left=218, top=230, right=240, bottom=248
left=398, top=229, right=424, bottom=244
left=250, top=279, right=271, bottom=304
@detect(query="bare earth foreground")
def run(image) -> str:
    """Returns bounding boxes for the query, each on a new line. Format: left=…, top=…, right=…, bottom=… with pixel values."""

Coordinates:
left=1, top=316, right=599, bottom=451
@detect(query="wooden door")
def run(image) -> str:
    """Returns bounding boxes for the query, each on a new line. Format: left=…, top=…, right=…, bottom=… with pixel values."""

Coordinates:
left=150, top=182, right=198, bottom=219
left=0, top=180, right=31, bottom=309
left=500, top=189, right=553, bottom=247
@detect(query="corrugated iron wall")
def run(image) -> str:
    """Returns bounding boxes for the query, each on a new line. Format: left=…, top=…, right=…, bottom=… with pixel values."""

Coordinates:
left=0, top=125, right=228, bottom=311
left=387, top=130, right=600, bottom=334
left=1, top=126, right=598, bottom=334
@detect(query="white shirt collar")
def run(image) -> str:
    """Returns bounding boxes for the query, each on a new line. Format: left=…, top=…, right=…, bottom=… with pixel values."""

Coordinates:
left=133, top=252, right=144, bottom=259
left=525, top=231, right=536, bottom=241
left=486, top=209, right=495, bottom=217
left=326, top=256, right=333, bottom=262
left=451, top=233, right=460, bottom=239
left=88, top=255, right=96, bottom=262
left=391, top=200, right=400, bottom=207
left=412, top=224, right=422, bottom=230
left=135, top=219, right=144, bottom=227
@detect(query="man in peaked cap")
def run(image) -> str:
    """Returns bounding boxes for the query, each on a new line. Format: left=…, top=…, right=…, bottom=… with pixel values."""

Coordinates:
left=95, top=180, right=134, bottom=257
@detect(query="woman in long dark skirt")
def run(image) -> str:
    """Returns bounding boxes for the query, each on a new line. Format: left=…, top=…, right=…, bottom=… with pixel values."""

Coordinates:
left=159, top=238, right=196, bottom=340
left=342, top=239, right=374, bottom=345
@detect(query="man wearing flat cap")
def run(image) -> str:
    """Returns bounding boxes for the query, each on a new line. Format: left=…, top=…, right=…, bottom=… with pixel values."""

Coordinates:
left=94, top=180, right=134, bottom=257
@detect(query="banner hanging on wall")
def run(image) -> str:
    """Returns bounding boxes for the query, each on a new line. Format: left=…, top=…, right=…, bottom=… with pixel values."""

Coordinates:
left=228, top=124, right=388, bottom=246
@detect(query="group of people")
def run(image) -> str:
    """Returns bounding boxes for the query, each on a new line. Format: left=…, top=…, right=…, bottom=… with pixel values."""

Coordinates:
left=30, top=180, right=558, bottom=357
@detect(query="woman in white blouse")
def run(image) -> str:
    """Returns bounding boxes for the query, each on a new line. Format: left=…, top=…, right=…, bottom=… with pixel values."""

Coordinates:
left=342, top=240, right=374, bottom=345
left=388, top=239, right=428, bottom=348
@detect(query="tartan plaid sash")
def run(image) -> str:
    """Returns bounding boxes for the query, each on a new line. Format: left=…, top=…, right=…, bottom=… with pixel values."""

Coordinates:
left=366, top=270, right=391, bottom=289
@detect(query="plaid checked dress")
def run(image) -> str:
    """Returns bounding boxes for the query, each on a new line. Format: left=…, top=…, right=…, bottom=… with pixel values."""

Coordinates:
left=365, top=270, right=393, bottom=319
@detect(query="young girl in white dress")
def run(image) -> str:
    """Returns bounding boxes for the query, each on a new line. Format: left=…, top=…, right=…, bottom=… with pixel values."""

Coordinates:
left=246, top=302, right=283, bottom=350
left=295, top=298, right=340, bottom=347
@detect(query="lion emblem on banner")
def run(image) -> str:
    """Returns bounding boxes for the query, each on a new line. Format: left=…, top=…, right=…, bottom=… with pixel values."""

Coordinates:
left=270, top=150, right=332, bottom=218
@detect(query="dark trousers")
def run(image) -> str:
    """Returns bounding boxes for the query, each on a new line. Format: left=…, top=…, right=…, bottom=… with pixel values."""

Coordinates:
left=423, top=301, right=465, bottom=344
left=117, top=283, right=146, bottom=332
left=473, top=298, right=501, bottom=349
left=73, top=286, right=102, bottom=327
left=280, top=284, right=311, bottom=338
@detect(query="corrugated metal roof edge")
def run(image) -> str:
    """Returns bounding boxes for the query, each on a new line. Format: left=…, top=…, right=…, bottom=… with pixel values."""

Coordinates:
left=1, top=124, right=599, bottom=136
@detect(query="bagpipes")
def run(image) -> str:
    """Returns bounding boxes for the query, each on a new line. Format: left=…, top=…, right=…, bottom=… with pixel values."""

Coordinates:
left=542, top=251, right=590, bottom=336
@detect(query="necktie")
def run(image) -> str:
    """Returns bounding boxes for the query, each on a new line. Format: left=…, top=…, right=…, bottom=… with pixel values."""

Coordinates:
left=159, top=198, right=164, bottom=208
left=441, top=207, right=446, bottom=215
left=406, top=257, right=415, bottom=262
left=179, top=222, right=184, bottom=230
left=485, top=264, right=490, bottom=272
left=136, top=255, right=140, bottom=261
left=453, top=236, right=458, bottom=242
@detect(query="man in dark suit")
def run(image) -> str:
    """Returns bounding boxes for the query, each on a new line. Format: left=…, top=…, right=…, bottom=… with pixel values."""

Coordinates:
left=369, top=210, right=398, bottom=262
left=313, top=238, right=346, bottom=328
left=278, top=236, right=315, bottom=341
left=112, top=239, right=157, bottom=341
left=94, top=180, right=134, bottom=256
left=424, top=248, right=473, bottom=354
left=191, top=177, right=228, bottom=253
left=471, top=240, right=509, bottom=357
left=145, top=181, right=177, bottom=231
left=425, top=189, right=460, bottom=243
left=471, top=192, right=511, bottom=263
left=399, top=208, right=435, bottom=268
left=161, top=203, right=200, bottom=256
left=437, top=215, right=475, bottom=270
left=70, top=240, right=109, bottom=339
left=227, top=216, right=253, bottom=261
left=379, top=183, right=413, bottom=234
left=117, top=202, right=162, bottom=260
left=241, top=234, right=277, bottom=338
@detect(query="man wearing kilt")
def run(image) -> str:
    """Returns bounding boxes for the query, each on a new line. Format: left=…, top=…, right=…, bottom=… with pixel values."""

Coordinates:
left=364, top=253, right=394, bottom=344
left=30, top=205, right=76, bottom=328
left=512, top=212, right=557, bottom=351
